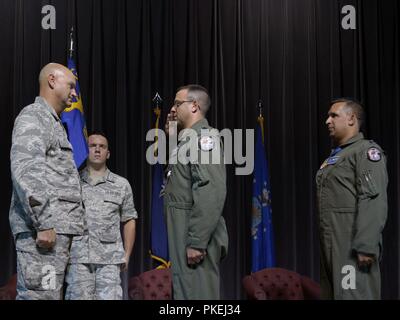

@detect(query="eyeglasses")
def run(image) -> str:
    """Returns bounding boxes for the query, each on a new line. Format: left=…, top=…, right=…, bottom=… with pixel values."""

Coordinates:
left=173, top=100, right=194, bottom=108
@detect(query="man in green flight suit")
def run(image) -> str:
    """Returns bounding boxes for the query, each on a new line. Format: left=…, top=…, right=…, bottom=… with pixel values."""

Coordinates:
left=163, top=84, right=228, bottom=300
left=316, top=98, right=388, bottom=300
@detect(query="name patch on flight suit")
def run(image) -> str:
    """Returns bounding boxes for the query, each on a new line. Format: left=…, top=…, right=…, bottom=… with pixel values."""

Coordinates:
left=367, top=147, right=381, bottom=162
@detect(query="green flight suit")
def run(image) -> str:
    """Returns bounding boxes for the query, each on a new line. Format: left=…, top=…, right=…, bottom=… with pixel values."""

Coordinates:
left=163, top=118, right=228, bottom=300
left=316, top=133, right=388, bottom=300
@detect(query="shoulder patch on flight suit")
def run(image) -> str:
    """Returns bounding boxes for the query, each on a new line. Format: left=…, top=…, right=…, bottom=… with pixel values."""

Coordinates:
left=367, top=147, right=381, bottom=162
left=199, top=136, right=215, bottom=151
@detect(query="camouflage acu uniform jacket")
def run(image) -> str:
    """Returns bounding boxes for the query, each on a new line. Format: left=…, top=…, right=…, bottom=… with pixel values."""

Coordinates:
left=69, top=168, right=138, bottom=265
left=9, top=96, right=84, bottom=237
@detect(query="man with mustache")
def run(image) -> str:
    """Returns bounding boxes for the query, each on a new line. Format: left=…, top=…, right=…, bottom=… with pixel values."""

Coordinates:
left=316, top=98, right=388, bottom=299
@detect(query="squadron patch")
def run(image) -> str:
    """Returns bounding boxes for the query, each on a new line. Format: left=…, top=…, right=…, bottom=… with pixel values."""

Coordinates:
left=199, top=136, right=215, bottom=151
left=367, top=147, right=381, bottom=162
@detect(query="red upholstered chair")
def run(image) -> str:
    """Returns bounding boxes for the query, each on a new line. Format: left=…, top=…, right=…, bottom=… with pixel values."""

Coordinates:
left=0, top=274, right=17, bottom=300
left=128, top=268, right=172, bottom=300
left=242, top=268, right=320, bottom=300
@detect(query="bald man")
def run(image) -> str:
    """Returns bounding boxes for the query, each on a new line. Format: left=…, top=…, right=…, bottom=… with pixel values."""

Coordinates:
left=9, top=63, right=85, bottom=299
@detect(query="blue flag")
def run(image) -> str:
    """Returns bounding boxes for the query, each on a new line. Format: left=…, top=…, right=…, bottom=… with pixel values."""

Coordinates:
left=61, top=57, right=88, bottom=168
left=251, top=117, right=276, bottom=272
left=150, top=162, right=170, bottom=268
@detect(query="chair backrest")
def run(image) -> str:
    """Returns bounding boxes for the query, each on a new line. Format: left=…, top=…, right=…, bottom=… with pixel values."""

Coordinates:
left=128, top=268, right=172, bottom=300
left=242, top=268, right=320, bottom=300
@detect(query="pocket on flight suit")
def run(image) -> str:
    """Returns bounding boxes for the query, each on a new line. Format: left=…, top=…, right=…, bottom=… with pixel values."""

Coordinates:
left=167, top=203, right=196, bottom=299
left=358, top=170, right=379, bottom=199
left=332, top=208, right=356, bottom=237
left=209, top=217, right=229, bottom=262
left=168, top=202, right=192, bottom=273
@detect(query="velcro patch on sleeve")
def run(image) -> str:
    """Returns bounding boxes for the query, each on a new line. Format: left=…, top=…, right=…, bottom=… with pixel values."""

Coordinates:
left=367, top=147, right=381, bottom=162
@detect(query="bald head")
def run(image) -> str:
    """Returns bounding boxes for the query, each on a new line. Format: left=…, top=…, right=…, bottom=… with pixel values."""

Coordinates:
left=39, top=63, right=73, bottom=88
left=38, top=63, right=77, bottom=114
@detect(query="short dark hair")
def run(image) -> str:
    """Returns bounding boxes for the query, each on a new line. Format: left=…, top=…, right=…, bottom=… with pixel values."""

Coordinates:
left=88, top=131, right=109, bottom=149
left=177, top=84, right=211, bottom=115
left=88, top=131, right=108, bottom=140
left=331, top=97, right=365, bottom=128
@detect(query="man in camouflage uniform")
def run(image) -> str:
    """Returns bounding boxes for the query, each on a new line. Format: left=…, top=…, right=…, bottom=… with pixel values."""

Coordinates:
left=65, top=133, right=137, bottom=300
left=9, top=63, right=85, bottom=299
left=164, top=85, right=228, bottom=299
left=316, top=98, right=388, bottom=299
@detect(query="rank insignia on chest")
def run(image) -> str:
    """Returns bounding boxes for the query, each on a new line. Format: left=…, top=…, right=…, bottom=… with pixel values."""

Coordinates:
left=367, top=147, right=381, bottom=162
left=199, top=136, right=215, bottom=151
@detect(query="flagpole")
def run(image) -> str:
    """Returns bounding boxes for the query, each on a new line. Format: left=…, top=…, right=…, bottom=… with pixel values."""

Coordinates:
left=152, top=92, right=162, bottom=129
left=257, top=100, right=264, bottom=144
left=152, top=92, right=163, bottom=157
left=69, top=26, right=74, bottom=59
left=68, top=0, right=76, bottom=60
left=150, top=92, right=170, bottom=269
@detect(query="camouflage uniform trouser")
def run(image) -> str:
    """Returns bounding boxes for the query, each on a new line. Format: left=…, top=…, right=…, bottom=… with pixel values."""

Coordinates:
left=65, top=263, right=122, bottom=300
left=15, top=232, right=72, bottom=300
